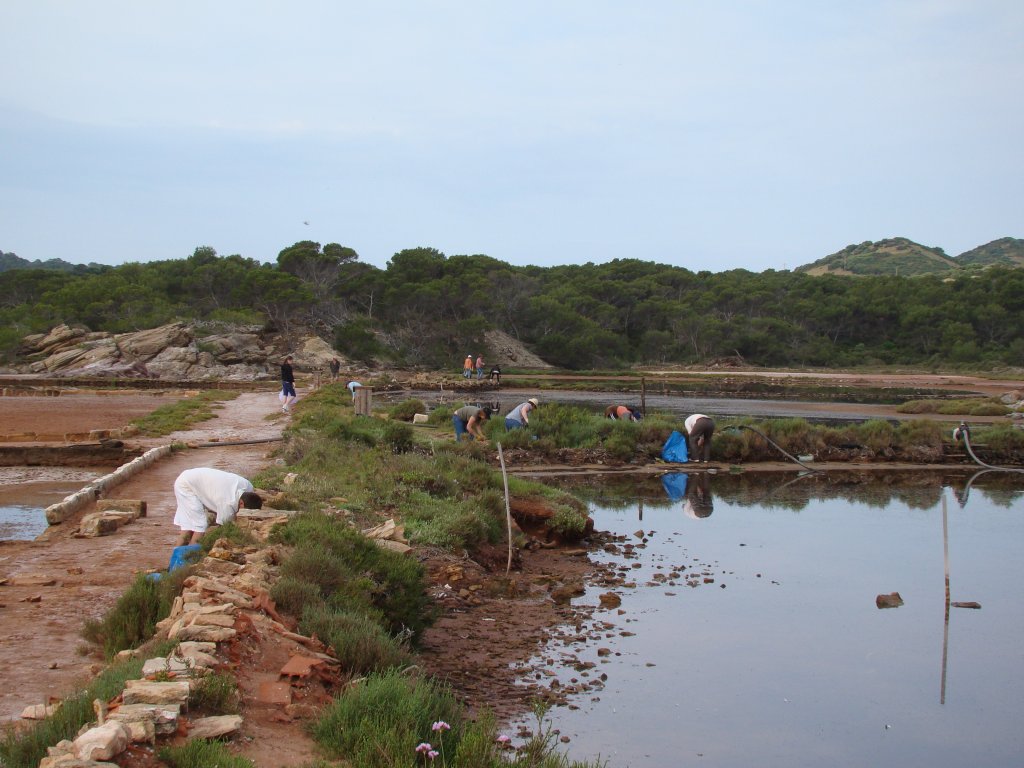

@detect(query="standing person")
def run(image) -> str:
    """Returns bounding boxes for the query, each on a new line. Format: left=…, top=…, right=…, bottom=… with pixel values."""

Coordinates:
left=172, top=467, right=263, bottom=546
left=280, top=356, right=297, bottom=412
left=453, top=405, right=491, bottom=442
left=475, top=354, right=485, bottom=380
left=684, top=413, right=715, bottom=463
left=505, top=398, right=539, bottom=430
left=604, top=404, right=639, bottom=421
left=329, top=357, right=341, bottom=382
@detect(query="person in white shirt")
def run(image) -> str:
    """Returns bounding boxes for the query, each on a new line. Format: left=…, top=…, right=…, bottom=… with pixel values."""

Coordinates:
left=684, top=413, right=715, bottom=463
left=172, top=467, right=263, bottom=545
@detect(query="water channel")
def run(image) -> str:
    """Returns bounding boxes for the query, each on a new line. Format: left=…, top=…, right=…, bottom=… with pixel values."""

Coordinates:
left=0, top=467, right=100, bottom=540
left=520, top=470, right=1024, bottom=767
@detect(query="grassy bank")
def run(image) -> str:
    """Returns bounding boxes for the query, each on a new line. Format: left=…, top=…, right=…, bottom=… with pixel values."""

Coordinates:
left=130, top=390, right=239, bottom=436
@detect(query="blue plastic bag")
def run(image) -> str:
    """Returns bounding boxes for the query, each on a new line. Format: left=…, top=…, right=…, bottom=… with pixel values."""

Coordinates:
left=169, top=544, right=203, bottom=572
left=661, top=430, right=689, bottom=463
left=661, top=472, right=689, bottom=501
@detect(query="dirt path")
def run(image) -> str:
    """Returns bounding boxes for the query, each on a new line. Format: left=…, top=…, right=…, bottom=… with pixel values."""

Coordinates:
left=0, top=392, right=287, bottom=722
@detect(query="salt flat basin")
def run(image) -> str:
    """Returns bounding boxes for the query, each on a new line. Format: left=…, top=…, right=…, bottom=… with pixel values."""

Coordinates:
left=520, top=471, right=1024, bottom=767
left=0, top=468, right=100, bottom=540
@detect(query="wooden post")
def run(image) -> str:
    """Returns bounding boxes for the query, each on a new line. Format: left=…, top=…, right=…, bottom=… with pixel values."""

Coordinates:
left=641, top=377, right=646, bottom=417
left=354, top=387, right=373, bottom=417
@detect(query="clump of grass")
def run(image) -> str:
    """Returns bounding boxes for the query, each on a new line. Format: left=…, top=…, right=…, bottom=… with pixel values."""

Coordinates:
left=974, top=425, right=1024, bottom=452
left=388, top=398, right=427, bottom=422
left=81, top=572, right=182, bottom=659
left=852, top=419, right=896, bottom=452
left=380, top=420, right=415, bottom=454
left=130, top=390, right=238, bottom=436
left=188, top=670, right=240, bottom=714
left=159, top=740, right=255, bottom=768
left=310, top=670, right=463, bottom=766
left=198, top=521, right=256, bottom=551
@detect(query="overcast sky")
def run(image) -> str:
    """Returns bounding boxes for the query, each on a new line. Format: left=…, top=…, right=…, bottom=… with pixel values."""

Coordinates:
left=1, top=1, right=1021, bottom=272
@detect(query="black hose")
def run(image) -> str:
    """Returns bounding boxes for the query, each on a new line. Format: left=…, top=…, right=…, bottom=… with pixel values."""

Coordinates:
left=957, top=423, right=1024, bottom=474
left=726, top=425, right=820, bottom=472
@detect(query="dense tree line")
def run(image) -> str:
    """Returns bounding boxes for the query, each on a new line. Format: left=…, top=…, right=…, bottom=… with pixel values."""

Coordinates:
left=2, top=242, right=1022, bottom=370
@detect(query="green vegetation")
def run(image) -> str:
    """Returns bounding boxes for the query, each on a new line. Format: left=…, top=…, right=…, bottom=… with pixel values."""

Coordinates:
left=0, top=656, right=146, bottom=768
left=310, top=671, right=605, bottom=768
left=80, top=570, right=186, bottom=658
left=4, top=240, right=1024, bottom=370
left=159, top=740, right=255, bottom=768
left=130, top=390, right=239, bottom=436
left=188, top=670, right=240, bottom=714
left=897, top=398, right=1008, bottom=416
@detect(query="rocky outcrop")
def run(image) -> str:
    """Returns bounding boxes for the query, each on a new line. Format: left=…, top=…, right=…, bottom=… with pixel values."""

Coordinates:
left=17, top=323, right=346, bottom=381
left=484, top=329, right=553, bottom=369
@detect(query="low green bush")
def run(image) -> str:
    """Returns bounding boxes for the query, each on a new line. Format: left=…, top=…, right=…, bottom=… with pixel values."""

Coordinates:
left=380, top=420, right=415, bottom=454
left=188, top=670, right=240, bottom=714
left=81, top=572, right=181, bottom=659
left=388, top=398, right=427, bottom=422
left=299, top=605, right=412, bottom=674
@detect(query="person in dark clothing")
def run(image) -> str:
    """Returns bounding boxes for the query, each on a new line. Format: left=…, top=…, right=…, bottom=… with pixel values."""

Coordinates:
left=281, top=356, right=297, bottom=413
left=487, top=365, right=502, bottom=383
left=329, top=357, right=341, bottom=382
left=684, top=413, right=715, bottom=462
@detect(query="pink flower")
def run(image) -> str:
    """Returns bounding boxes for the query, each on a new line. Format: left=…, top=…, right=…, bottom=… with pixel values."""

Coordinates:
left=416, top=742, right=432, bottom=754
left=497, top=734, right=511, bottom=744
left=432, top=720, right=451, bottom=732
left=428, top=750, right=440, bottom=759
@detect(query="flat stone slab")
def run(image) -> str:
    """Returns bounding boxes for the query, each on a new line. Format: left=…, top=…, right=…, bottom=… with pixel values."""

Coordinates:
left=188, top=714, right=243, bottom=739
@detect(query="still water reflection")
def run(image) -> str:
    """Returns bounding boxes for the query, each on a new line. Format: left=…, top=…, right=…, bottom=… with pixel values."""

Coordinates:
left=528, top=471, right=1024, bottom=767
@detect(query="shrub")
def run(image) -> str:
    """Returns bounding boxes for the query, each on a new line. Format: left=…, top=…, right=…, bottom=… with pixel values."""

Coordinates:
left=852, top=419, right=896, bottom=452
left=300, top=605, right=411, bottom=674
left=979, top=425, right=1024, bottom=452
left=188, top=670, right=240, bottom=714
left=380, top=420, right=415, bottom=454
left=388, top=398, right=427, bottom=422
left=81, top=573, right=180, bottom=659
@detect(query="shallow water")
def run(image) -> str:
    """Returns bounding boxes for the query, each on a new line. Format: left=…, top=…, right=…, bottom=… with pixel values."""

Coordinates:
left=0, top=467, right=100, bottom=540
left=526, top=471, right=1024, bottom=767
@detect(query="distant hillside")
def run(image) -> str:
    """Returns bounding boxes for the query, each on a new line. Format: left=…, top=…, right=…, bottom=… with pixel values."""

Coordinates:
left=955, top=237, right=1024, bottom=268
left=795, top=238, right=959, bottom=277
left=0, top=250, right=108, bottom=274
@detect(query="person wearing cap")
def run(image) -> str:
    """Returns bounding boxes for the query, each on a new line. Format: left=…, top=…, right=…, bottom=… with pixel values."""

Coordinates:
left=454, top=405, right=491, bottom=441
left=463, top=355, right=474, bottom=378
left=684, top=413, right=715, bottom=463
left=505, top=398, right=539, bottom=431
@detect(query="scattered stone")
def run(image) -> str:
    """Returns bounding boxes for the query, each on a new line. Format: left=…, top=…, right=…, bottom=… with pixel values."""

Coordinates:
left=121, top=680, right=190, bottom=707
left=94, top=499, right=147, bottom=518
left=73, top=720, right=131, bottom=761
left=187, top=714, right=243, bottom=739
left=109, top=703, right=181, bottom=735
left=8, top=574, right=57, bottom=587
left=280, top=655, right=326, bottom=679
left=951, top=601, right=982, bottom=609
left=598, top=592, right=622, bottom=609
left=21, top=702, right=59, bottom=719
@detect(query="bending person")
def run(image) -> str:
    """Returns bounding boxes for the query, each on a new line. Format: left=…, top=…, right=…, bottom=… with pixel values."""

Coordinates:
left=605, top=404, right=640, bottom=421
left=454, top=405, right=492, bottom=442
left=173, top=467, right=263, bottom=546
left=684, top=413, right=715, bottom=463
left=505, top=398, right=539, bottom=430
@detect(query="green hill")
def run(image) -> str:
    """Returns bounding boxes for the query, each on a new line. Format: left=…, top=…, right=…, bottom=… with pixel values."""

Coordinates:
left=0, top=250, right=107, bottom=274
left=794, top=237, right=959, bottom=277
left=955, top=237, right=1024, bottom=268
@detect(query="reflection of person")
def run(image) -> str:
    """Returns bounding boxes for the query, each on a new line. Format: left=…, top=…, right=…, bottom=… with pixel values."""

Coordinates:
left=463, top=355, right=474, bottom=378
left=605, top=405, right=640, bottom=421
left=329, top=357, right=341, bottom=382
left=683, top=472, right=714, bottom=519
left=476, top=355, right=485, bottom=380
left=347, top=380, right=363, bottom=400
left=505, top=398, right=539, bottom=430
left=685, top=413, right=715, bottom=462
left=173, top=467, right=263, bottom=545
left=280, top=356, right=297, bottom=413
left=454, top=405, right=491, bottom=441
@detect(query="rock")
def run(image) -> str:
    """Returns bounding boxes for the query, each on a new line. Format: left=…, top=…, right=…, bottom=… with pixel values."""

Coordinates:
left=115, top=323, right=192, bottom=359
left=73, top=720, right=131, bottom=761
left=599, top=592, right=622, bottom=608
left=550, top=581, right=585, bottom=604
left=142, top=656, right=201, bottom=678
left=172, top=625, right=237, bottom=642
left=121, top=680, right=190, bottom=707
left=94, top=499, right=147, bottom=518
left=21, top=702, right=59, bottom=719
left=951, top=601, right=982, bottom=609
left=8, top=573, right=57, bottom=587
left=187, top=714, right=243, bottom=740
left=876, top=592, right=904, bottom=609
left=109, top=703, right=181, bottom=735
left=78, top=513, right=125, bottom=537
left=256, top=681, right=293, bottom=705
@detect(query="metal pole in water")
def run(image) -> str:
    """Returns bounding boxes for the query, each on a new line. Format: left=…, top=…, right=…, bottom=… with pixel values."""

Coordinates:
left=940, top=492, right=950, bottom=705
